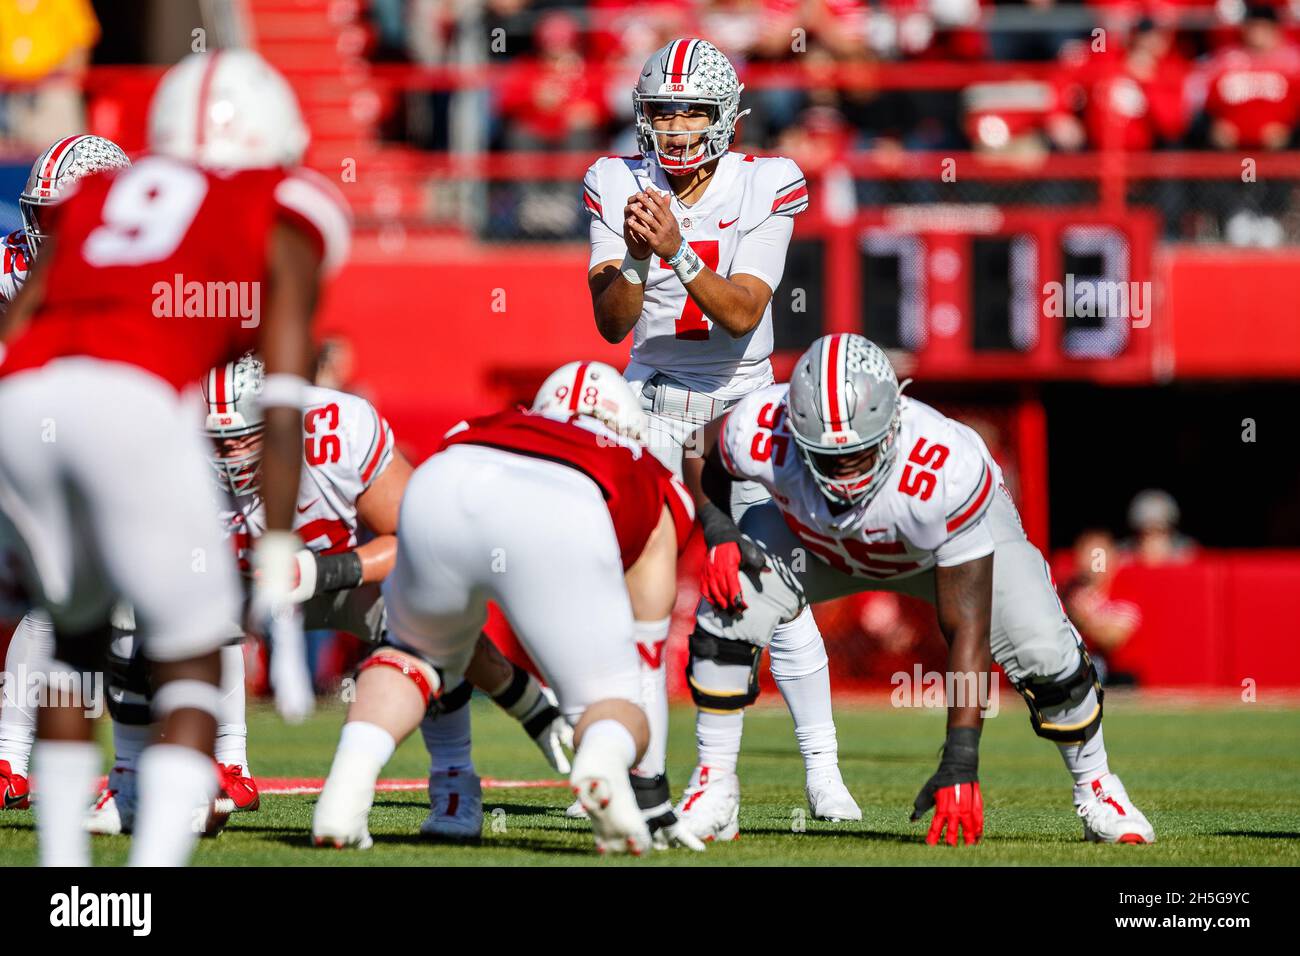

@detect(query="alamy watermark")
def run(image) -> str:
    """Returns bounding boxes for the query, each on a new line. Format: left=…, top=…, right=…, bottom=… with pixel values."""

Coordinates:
left=152, top=274, right=261, bottom=329
left=890, top=665, right=999, bottom=718
left=1, top=664, right=104, bottom=719
left=1042, top=274, right=1152, bottom=327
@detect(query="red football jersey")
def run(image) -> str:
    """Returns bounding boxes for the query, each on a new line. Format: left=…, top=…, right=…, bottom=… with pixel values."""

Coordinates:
left=0, top=154, right=350, bottom=391
left=442, top=408, right=694, bottom=569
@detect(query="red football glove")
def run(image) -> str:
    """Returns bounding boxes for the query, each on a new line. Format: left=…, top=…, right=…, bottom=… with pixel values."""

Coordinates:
left=701, top=542, right=746, bottom=613
left=923, top=781, right=983, bottom=846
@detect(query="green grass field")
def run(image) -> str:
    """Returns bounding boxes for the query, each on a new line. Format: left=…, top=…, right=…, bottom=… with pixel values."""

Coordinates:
left=2, top=694, right=1298, bottom=866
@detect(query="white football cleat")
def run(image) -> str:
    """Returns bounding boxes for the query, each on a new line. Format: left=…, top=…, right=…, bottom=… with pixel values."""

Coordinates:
left=651, top=813, right=708, bottom=852
left=570, top=743, right=650, bottom=856
left=1076, top=772, right=1155, bottom=844
left=675, top=766, right=740, bottom=842
left=420, top=768, right=483, bottom=841
left=85, top=766, right=136, bottom=835
left=806, top=769, right=862, bottom=822
left=312, top=775, right=375, bottom=850
left=565, top=797, right=589, bottom=819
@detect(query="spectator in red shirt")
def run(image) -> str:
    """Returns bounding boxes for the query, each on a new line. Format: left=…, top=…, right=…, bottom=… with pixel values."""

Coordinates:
left=498, top=10, right=611, bottom=150
left=1060, top=529, right=1144, bottom=686
left=1200, top=4, right=1300, bottom=150
left=1048, top=18, right=1192, bottom=151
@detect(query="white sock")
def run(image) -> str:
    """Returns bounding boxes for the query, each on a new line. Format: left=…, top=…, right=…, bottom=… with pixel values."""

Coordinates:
left=128, top=744, right=218, bottom=867
left=420, top=705, right=473, bottom=773
left=214, top=644, right=248, bottom=770
left=111, top=721, right=154, bottom=774
left=317, top=721, right=396, bottom=826
left=335, top=721, right=396, bottom=776
left=0, top=612, right=54, bottom=775
left=633, top=618, right=670, bottom=778
left=770, top=608, right=839, bottom=775
left=577, top=719, right=637, bottom=770
left=792, top=718, right=840, bottom=777
left=32, top=739, right=99, bottom=866
left=695, top=710, right=743, bottom=774
left=1057, top=719, right=1110, bottom=802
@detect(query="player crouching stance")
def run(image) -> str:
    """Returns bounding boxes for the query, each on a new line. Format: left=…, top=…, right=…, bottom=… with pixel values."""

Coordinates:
left=686, top=334, right=1155, bottom=844
left=77, top=355, right=572, bottom=838
left=314, top=363, right=692, bottom=854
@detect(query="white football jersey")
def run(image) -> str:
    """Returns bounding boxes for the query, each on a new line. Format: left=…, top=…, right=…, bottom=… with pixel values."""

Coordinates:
left=718, top=385, right=1001, bottom=578
left=0, top=229, right=31, bottom=304
left=222, top=384, right=396, bottom=569
left=584, top=151, right=808, bottom=400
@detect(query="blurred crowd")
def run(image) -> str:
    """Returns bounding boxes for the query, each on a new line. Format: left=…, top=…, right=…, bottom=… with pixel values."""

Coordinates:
left=367, top=1, right=1300, bottom=158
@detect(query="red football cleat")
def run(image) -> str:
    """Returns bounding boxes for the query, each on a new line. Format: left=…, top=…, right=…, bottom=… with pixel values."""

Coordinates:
left=217, top=764, right=260, bottom=813
left=0, top=760, right=30, bottom=810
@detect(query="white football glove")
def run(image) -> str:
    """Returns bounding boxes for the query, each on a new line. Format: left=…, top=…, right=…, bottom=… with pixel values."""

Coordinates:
left=253, top=531, right=314, bottom=723
left=654, top=816, right=708, bottom=853
left=532, top=685, right=574, bottom=775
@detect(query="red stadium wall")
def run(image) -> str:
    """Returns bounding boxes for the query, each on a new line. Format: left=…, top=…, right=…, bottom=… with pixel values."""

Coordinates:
left=1101, top=552, right=1300, bottom=689
left=317, top=242, right=604, bottom=457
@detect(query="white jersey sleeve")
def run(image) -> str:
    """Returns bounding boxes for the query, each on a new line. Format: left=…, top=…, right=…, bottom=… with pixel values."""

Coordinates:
left=716, top=383, right=793, bottom=489
left=584, top=157, right=635, bottom=271
left=730, top=155, right=805, bottom=292
left=921, top=414, right=998, bottom=567
left=340, top=391, right=396, bottom=492
left=730, top=213, right=794, bottom=294
left=755, top=156, right=808, bottom=220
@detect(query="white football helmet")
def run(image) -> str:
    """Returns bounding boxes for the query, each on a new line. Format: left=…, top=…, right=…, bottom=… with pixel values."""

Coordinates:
left=20, top=134, right=131, bottom=251
left=785, top=334, right=908, bottom=508
left=148, top=49, right=309, bottom=170
left=533, top=361, right=648, bottom=444
left=202, top=354, right=266, bottom=495
left=633, top=38, right=749, bottom=173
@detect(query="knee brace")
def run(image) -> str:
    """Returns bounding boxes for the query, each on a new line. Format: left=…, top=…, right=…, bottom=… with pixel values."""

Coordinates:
left=106, top=633, right=153, bottom=726
left=686, top=627, right=762, bottom=712
left=357, top=649, right=442, bottom=714
left=1014, top=644, right=1104, bottom=743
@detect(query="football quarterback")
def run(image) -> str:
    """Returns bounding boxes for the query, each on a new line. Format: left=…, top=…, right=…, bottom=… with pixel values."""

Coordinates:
left=583, top=37, right=855, bottom=840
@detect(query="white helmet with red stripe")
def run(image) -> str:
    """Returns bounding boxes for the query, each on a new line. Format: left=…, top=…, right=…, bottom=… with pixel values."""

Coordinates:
left=785, top=334, right=908, bottom=507
left=148, top=49, right=308, bottom=170
left=532, top=361, right=648, bottom=444
left=202, top=353, right=266, bottom=495
left=633, top=38, right=748, bottom=173
left=20, top=134, right=131, bottom=251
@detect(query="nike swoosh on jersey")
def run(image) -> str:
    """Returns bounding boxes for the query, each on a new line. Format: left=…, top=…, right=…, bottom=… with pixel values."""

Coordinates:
left=719, top=216, right=740, bottom=229
left=297, top=498, right=320, bottom=514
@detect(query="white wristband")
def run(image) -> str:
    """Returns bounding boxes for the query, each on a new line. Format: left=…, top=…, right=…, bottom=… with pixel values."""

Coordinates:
left=620, top=251, right=651, bottom=286
left=253, top=530, right=301, bottom=607
left=668, top=240, right=705, bottom=285
left=260, top=373, right=310, bottom=409
left=287, top=548, right=317, bottom=604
